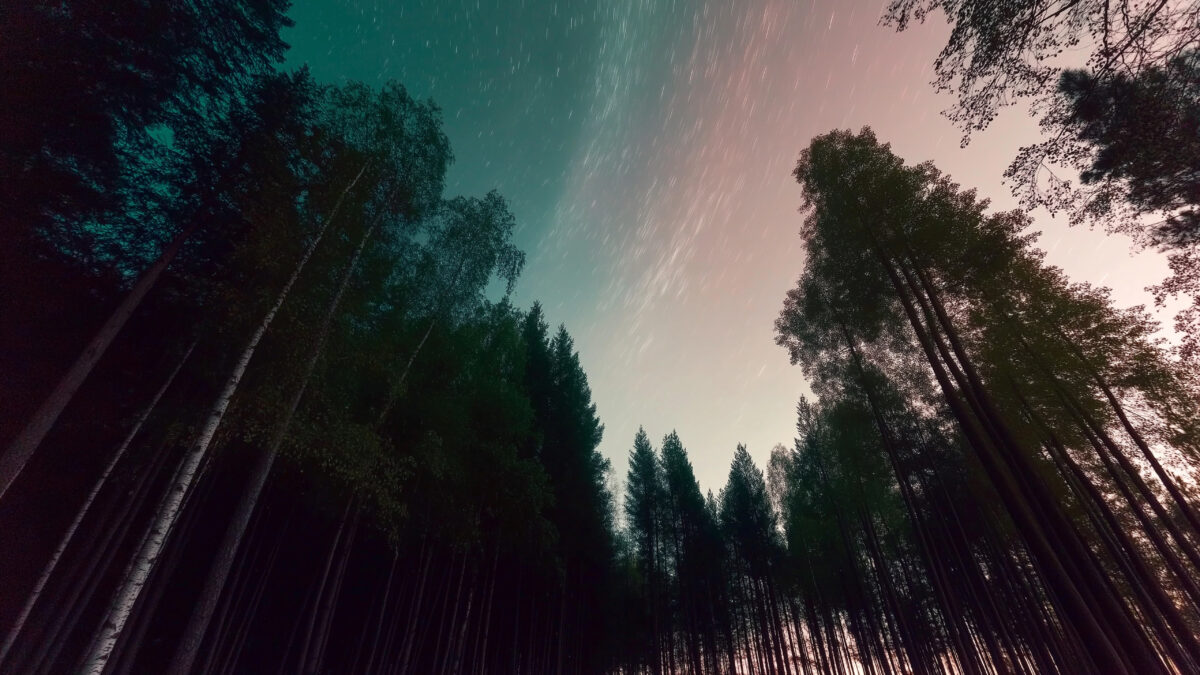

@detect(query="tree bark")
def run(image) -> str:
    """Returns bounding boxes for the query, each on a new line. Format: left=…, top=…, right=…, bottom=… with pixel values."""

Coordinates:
left=0, top=221, right=200, bottom=501
left=296, top=498, right=355, bottom=675
left=168, top=210, right=379, bottom=675
left=77, top=161, right=367, bottom=675
left=361, top=552, right=399, bottom=675
left=873, top=245, right=1127, bottom=674
left=23, top=437, right=175, bottom=674
left=0, top=339, right=195, bottom=670
left=306, top=505, right=360, bottom=674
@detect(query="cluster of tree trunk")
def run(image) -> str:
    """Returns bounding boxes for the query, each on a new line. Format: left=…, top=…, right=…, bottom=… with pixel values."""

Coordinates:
left=606, top=129, right=1198, bottom=675
left=3, top=3, right=1199, bottom=674
left=0, top=5, right=622, bottom=672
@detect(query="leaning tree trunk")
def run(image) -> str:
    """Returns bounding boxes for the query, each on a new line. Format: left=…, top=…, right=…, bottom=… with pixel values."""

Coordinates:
left=210, top=506, right=290, bottom=675
left=77, top=162, right=367, bottom=675
left=0, top=339, right=195, bottom=670
left=0, top=221, right=200, bottom=501
left=360, top=552, right=399, bottom=675
left=873, top=246, right=1128, bottom=674
left=167, top=213, right=380, bottom=675
left=21, top=436, right=174, bottom=674
left=295, top=499, right=354, bottom=675
left=305, top=506, right=360, bottom=675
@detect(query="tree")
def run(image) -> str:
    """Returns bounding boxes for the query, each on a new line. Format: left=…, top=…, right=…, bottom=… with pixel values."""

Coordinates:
left=779, top=126, right=1200, bottom=674
left=79, top=144, right=371, bottom=675
left=661, top=431, right=723, bottom=675
left=884, top=0, right=1200, bottom=366
left=720, top=445, right=791, bottom=675
left=882, top=0, right=1198, bottom=142
left=165, top=79, right=458, bottom=675
left=1055, top=52, right=1200, bottom=247
left=0, top=8, right=636, bottom=669
left=1053, top=52, right=1200, bottom=364
left=0, top=0, right=291, bottom=497
left=625, top=428, right=666, bottom=674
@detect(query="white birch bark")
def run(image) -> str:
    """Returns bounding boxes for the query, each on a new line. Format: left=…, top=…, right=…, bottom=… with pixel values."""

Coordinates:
left=0, top=221, right=200, bottom=501
left=0, top=339, right=196, bottom=670
left=77, top=162, right=367, bottom=675
left=166, top=215, right=379, bottom=675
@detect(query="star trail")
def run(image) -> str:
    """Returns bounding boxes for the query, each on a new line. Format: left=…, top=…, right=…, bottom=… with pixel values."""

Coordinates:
left=284, top=0, right=1179, bottom=492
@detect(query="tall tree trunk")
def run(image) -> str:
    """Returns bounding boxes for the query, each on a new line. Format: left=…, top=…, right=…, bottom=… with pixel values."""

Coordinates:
left=477, top=546, right=500, bottom=675
left=77, top=161, right=366, bottom=675
left=23, top=437, right=175, bottom=673
left=1013, top=328, right=1200, bottom=576
left=377, top=317, right=436, bottom=427
left=397, top=542, right=434, bottom=675
left=1068, top=391, right=1200, bottom=573
left=1052, top=323, right=1200, bottom=535
left=1018, top=384, right=1200, bottom=666
left=296, top=498, right=355, bottom=675
left=765, top=577, right=792, bottom=675
left=0, top=221, right=200, bottom=501
left=362, top=552, right=399, bottom=675
left=837, top=318, right=983, bottom=675
left=306, top=506, right=360, bottom=674
left=433, top=553, right=468, bottom=675
left=200, top=506, right=267, bottom=675
left=450, top=568, right=478, bottom=675
left=877, top=246, right=1138, bottom=674
left=555, top=578, right=568, bottom=675
left=377, top=255, right=471, bottom=426
left=168, top=212, right=379, bottom=675
left=0, top=339, right=195, bottom=670
left=109, top=454, right=221, bottom=675
left=207, top=504, right=291, bottom=675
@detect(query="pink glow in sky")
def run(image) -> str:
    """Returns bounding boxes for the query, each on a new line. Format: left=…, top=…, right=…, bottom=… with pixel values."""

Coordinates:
left=285, top=0, right=1180, bottom=494
left=527, top=0, right=1178, bottom=493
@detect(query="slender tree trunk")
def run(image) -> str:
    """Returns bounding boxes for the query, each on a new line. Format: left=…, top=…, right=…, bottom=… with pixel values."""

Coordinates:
left=1053, top=435, right=1199, bottom=670
left=377, top=317, right=437, bottom=426
left=1071, top=393, right=1200, bottom=573
left=0, top=221, right=200, bottom=501
left=201, top=502, right=271, bottom=675
left=306, top=506, right=359, bottom=674
left=477, top=546, right=500, bottom=675
left=377, top=574, right=407, bottom=675
left=1019, top=385, right=1200, bottom=665
left=23, top=437, right=175, bottom=674
left=837, top=319, right=983, bottom=675
left=0, top=339, right=195, bottom=670
left=1053, top=324, right=1200, bottom=535
left=168, top=212, right=379, bottom=675
left=1013, top=329, right=1200, bottom=576
left=362, top=552, right=399, bottom=675
left=765, top=578, right=792, bottom=675
left=107, top=454, right=220, bottom=675
left=297, top=498, right=355, bottom=674
left=398, top=542, right=434, bottom=675
left=877, top=247, right=1136, bottom=674
left=78, top=161, right=367, bottom=675
left=208, top=505, right=291, bottom=675
left=450, top=568, right=478, bottom=675
left=277, top=569, right=319, bottom=675
left=556, top=578, right=568, bottom=675
left=434, top=553, right=468, bottom=674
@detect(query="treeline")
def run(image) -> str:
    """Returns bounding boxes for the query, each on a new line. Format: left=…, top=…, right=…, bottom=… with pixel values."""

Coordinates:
left=612, top=129, right=1200, bottom=675
left=1, top=2, right=623, bottom=673
left=4, top=1, right=1200, bottom=674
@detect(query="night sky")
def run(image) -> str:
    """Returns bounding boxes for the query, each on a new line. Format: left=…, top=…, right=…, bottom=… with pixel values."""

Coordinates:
left=284, top=0, right=1178, bottom=495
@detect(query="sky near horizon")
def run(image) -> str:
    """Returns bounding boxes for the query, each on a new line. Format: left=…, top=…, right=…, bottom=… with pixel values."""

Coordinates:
left=283, top=0, right=1178, bottom=496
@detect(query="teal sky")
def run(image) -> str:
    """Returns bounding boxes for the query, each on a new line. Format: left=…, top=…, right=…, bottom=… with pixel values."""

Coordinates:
left=283, top=0, right=1179, bottom=496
